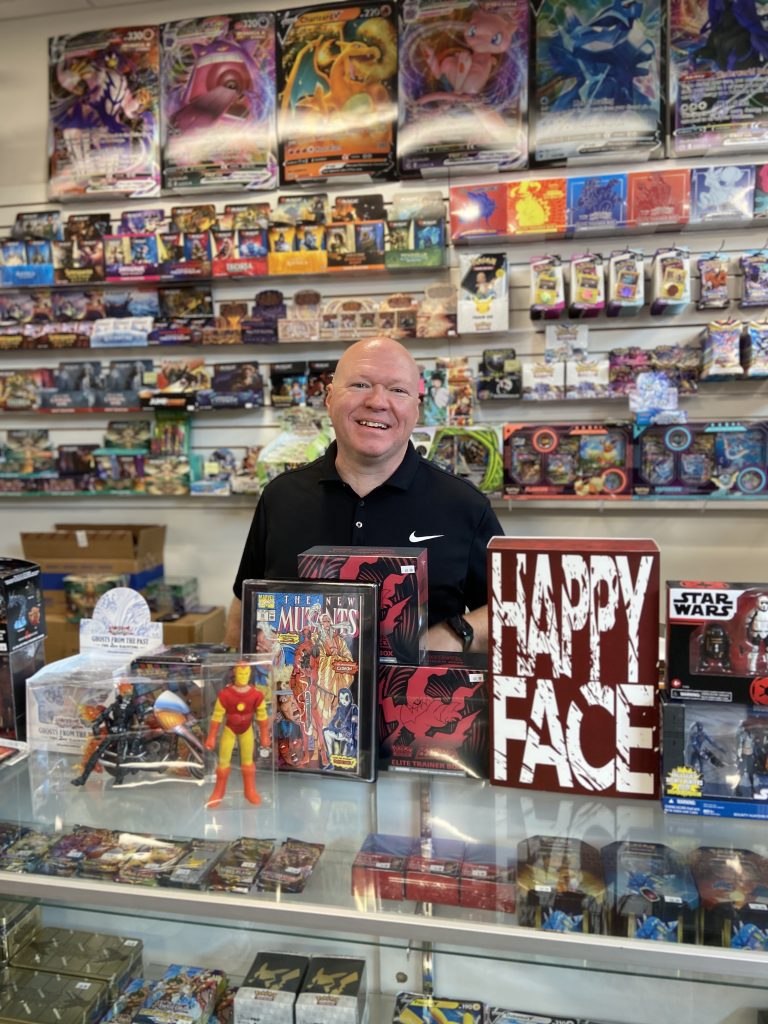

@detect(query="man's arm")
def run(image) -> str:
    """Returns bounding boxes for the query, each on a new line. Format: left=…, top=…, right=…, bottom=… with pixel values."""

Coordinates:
left=223, top=597, right=242, bottom=649
left=426, top=605, right=488, bottom=654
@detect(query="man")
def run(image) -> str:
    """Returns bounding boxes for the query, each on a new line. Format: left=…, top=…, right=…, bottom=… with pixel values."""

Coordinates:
left=225, top=336, right=502, bottom=652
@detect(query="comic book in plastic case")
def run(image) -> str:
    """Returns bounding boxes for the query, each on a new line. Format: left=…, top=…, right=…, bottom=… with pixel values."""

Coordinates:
left=160, top=14, right=277, bottom=192
left=397, top=0, right=529, bottom=177
left=669, top=0, right=768, bottom=157
left=532, top=0, right=662, bottom=164
left=241, top=579, right=378, bottom=781
left=276, top=3, right=398, bottom=185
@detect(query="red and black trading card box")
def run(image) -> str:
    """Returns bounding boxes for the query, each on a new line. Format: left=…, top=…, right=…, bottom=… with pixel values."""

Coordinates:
left=517, top=835, right=606, bottom=933
left=378, top=652, right=487, bottom=777
left=405, top=838, right=464, bottom=906
left=689, top=846, right=768, bottom=948
left=459, top=842, right=516, bottom=914
left=351, top=833, right=417, bottom=904
left=298, top=546, right=427, bottom=664
left=666, top=581, right=768, bottom=704
left=488, top=538, right=660, bottom=798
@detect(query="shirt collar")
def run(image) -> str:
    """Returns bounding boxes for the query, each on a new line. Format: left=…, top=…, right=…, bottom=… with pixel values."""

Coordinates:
left=319, top=441, right=420, bottom=491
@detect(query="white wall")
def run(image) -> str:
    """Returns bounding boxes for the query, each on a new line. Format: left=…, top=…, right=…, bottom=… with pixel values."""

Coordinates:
left=0, top=0, right=766, bottom=619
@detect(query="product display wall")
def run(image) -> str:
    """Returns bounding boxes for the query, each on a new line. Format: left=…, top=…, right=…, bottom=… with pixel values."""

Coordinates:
left=0, top=2, right=768, bottom=1022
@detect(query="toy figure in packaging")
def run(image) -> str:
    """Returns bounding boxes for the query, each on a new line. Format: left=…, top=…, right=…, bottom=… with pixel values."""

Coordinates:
left=670, top=0, right=768, bottom=157
left=398, top=0, right=528, bottom=176
left=457, top=252, right=508, bottom=333
left=241, top=579, right=378, bottom=780
left=204, top=661, right=271, bottom=807
left=48, top=28, right=161, bottom=199
left=161, top=15, right=277, bottom=192
left=277, top=3, right=398, bottom=184
left=533, top=0, right=662, bottom=164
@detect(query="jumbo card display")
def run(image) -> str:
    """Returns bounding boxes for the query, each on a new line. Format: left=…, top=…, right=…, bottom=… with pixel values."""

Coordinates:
left=48, top=27, right=160, bottom=200
left=670, top=1, right=768, bottom=157
left=161, top=15, right=277, bottom=192
left=488, top=537, right=660, bottom=798
left=277, top=3, right=398, bottom=184
left=458, top=252, right=508, bottom=333
left=533, top=0, right=662, bottom=164
left=398, top=0, right=528, bottom=176
left=241, top=579, right=378, bottom=780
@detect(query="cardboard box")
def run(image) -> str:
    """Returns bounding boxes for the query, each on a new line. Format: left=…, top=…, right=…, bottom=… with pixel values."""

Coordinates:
left=235, top=952, right=308, bottom=1024
left=459, top=843, right=516, bottom=914
left=298, top=546, right=427, bottom=664
left=158, top=607, right=225, bottom=645
left=404, top=837, right=464, bottom=906
left=351, top=833, right=417, bottom=904
left=0, top=967, right=108, bottom=1024
left=488, top=537, right=660, bottom=799
left=0, top=559, right=46, bottom=653
left=1, top=640, right=46, bottom=742
left=295, top=958, right=366, bottom=1024
left=517, top=835, right=606, bottom=933
left=689, top=846, right=768, bottom=947
left=21, top=524, right=165, bottom=613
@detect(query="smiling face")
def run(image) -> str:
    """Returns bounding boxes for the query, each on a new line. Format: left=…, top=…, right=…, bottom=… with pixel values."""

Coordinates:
left=325, top=337, right=420, bottom=480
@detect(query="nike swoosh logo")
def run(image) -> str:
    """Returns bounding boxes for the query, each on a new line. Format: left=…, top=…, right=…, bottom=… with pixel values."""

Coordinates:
left=409, top=532, right=444, bottom=543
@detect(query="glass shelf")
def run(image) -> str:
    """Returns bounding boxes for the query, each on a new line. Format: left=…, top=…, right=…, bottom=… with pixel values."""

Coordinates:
left=1, top=754, right=768, bottom=992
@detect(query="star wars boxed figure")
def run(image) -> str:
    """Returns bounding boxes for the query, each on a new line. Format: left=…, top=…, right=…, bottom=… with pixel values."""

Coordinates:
left=489, top=538, right=660, bottom=798
left=601, top=840, right=699, bottom=942
left=161, top=15, right=277, bottom=193
left=0, top=558, right=46, bottom=742
left=378, top=652, right=487, bottom=776
left=669, top=0, right=768, bottom=157
left=234, top=952, right=309, bottom=1024
left=298, top=546, right=427, bottom=664
left=295, top=958, right=366, bottom=1024
left=517, top=835, right=606, bottom=933
left=666, top=582, right=768, bottom=703
left=242, top=579, right=378, bottom=781
left=533, top=0, right=662, bottom=164
left=277, top=3, right=398, bottom=185
left=689, top=846, right=768, bottom=948
left=661, top=696, right=768, bottom=819
left=398, top=0, right=529, bottom=176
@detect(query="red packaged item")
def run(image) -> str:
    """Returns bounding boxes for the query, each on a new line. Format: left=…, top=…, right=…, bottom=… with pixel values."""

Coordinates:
left=459, top=842, right=515, bottom=913
left=489, top=537, right=660, bottom=798
left=351, top=833, right=417, bottom=904
left=405, top=837, right=464, bottom=905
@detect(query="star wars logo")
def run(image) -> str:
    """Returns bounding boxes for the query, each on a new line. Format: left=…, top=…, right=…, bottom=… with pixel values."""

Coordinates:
left=490, top=545, right=660, bottom=798
left=670, top=588, right=739, bottom=620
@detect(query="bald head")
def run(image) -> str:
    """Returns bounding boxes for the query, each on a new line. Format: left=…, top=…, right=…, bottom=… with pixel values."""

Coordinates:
left=325, top=335, right=422, bottom=487
left=334, top=336, right=421, bottom=392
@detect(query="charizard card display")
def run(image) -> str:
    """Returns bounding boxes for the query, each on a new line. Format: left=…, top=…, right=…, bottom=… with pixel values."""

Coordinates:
left=533, top=0, right=662, bottom=164
left=398, top=0, right=528, bottom=176
left=277, top=3, right=398, bottom=185
left=241, top=579, right=378, bottom=781
left=161, top=15, right=277, bottom=192
left=670, top=0, right=768, bottom=157
left=48, top=27, right=161, bottom=200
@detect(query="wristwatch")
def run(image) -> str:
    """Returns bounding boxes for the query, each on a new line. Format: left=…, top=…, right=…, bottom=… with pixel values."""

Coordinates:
left=447, top=614, right=474, bottom=653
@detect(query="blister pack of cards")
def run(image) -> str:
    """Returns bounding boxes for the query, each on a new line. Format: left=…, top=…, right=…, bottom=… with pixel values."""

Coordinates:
left=258, top=837, right=324, bottom=893
left=533, top=0, right=662, bottom=164
left=398, top=0, right=529, bottom=176
left=206, top=837, right=275, bottom=894
left=161, top=15, right=277, bottom=192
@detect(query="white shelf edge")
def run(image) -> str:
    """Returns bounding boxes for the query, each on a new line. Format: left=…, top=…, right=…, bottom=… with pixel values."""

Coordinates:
left=2, top=870, right=766, bottom=986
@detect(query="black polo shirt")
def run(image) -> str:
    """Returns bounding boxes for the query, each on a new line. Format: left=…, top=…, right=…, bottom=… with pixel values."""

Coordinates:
left=233, top=441, right=503, bottom=626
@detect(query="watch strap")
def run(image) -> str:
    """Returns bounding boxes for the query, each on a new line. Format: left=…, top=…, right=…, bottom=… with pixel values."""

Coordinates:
left=447, top=614, right=473, bottom=653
